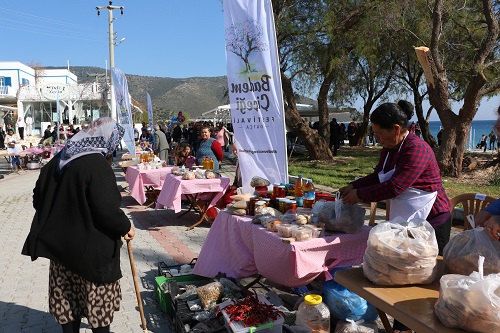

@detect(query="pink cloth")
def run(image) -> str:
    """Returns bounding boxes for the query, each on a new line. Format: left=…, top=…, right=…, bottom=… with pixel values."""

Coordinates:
left=125, top=166, right=172, bottom=205
left=193, top=211, right=371, bottom=287
left=19, top=147, right=44, bottom=156
left=156, top=174, right=230, bottom=213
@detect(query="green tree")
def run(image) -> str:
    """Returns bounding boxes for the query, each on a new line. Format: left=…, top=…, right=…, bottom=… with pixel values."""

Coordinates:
left=416, top=0, right=500, bottom=176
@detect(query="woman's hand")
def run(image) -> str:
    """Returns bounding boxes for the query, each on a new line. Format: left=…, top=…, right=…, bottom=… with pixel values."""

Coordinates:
left=339, top=184, right=353, bottom=197
left=474, top=210, right=493, bottom=227
left=124, top=226, right=135, bottom=240
left=342, top=188, right=360, bottom=205
left=484, top=216, right=500, bottom=241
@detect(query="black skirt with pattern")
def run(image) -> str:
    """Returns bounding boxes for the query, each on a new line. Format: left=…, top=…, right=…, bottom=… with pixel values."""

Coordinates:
left=49, top=260, right=122, bottom=328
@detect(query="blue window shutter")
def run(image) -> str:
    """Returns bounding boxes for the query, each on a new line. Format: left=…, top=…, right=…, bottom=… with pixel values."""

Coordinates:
left=4, top=77, right=11, bottom=86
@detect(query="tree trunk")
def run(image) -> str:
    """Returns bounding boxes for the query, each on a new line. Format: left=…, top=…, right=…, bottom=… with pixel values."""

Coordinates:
left=414, top=97, right=437, bottom=148
left=355, top=103, right=375, bottom=146
left=281, top=72, right=333, bottom=160
left=437, top=118, right=470, bottom=176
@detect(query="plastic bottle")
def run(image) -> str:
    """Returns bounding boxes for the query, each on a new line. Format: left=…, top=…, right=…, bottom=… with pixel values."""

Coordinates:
left=295, top=294, right=330, bottom=333
left=295, top=174, right=304, bottom=207
left=209, top=156, right=215, bottom=170
left=303, top=179, right=316, bottom=208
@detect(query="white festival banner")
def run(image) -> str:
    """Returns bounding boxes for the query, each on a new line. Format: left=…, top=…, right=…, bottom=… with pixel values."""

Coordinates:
left=223, top=0, right=288, bottom=193
left=111, top=67, right=136, bottom=155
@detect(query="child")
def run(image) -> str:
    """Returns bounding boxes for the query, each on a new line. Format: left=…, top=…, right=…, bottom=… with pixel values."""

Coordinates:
left=177, top=143, right=196, bottom=168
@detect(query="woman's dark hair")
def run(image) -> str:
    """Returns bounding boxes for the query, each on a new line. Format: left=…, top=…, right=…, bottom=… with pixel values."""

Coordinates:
left=370, top=100, right=414, bottom=130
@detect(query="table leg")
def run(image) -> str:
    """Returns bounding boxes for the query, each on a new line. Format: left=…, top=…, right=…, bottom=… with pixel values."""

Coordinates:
left=177, top=193, right=198, bottom=218
left=185, top=193, right=217, bottom=230
left=376, top=308, right=394, bottom=333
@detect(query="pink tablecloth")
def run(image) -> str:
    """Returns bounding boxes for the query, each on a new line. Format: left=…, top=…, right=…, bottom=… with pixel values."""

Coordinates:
left=125, top=166, right=172, bottom=205
left=156, top=174, right=231, bottom=213
left=193, top=211, right=371, bottom=287
left=19, top=147, right=44, bottom=156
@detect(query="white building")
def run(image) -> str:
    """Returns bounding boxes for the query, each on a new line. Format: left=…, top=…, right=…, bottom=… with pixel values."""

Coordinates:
left=0, top=61, right=113, bottom=134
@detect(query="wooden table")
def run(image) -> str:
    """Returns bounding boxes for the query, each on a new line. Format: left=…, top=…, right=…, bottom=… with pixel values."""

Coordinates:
left=334, top=260, right=466, bottom=333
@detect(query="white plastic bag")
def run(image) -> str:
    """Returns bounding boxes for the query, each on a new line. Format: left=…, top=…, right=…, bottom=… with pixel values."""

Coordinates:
left=363, top=217, right=439, bottom=285
left=318, top=193, right=365, bottom=233
left=334, top=319, right=378, bottom=333
left=443, top=227, right=500, bottom=276
left=435, top=256, right=500, bottom=332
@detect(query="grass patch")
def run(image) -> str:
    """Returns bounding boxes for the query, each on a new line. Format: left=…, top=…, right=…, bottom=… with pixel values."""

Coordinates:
left=288, top=146, right=500, bottom=198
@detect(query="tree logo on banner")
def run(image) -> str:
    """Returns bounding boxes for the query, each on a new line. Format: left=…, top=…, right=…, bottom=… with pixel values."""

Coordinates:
left=225, top=20, right=269, bottom=74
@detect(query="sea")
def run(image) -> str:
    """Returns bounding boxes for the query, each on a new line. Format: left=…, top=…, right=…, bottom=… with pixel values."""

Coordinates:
left=428, top=119, right=497, bottom=150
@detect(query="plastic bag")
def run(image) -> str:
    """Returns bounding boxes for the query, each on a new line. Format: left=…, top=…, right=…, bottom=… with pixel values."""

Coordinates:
left=318, top=195, right=365, bottom=233
left=323, top=267, right=379, bottom=322
left=363, top=217, right=439, bottom=285
left=443, top=227, right=500, bottom=276
left=197, top=281, right=224, bottom=309
left=435, top=256, right=500, bottom=332
left=334, top=319, right=378, bottom=333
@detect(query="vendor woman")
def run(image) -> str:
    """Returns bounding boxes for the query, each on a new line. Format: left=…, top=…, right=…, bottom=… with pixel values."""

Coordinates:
left=339, top=100, right=451, bottom=254
left=340, top=101, right=451, bottom=333
left=195, top=126, right=223, bottom=172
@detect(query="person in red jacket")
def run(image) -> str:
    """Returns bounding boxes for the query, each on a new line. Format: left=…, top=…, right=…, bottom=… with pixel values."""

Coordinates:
left=195, top=126, right=223, bottom=172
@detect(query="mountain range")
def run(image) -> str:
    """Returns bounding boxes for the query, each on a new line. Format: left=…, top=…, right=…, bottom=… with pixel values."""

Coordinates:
left=59, top=66, right=230, bottom=121
left=54, top=66, right=352, bottom=123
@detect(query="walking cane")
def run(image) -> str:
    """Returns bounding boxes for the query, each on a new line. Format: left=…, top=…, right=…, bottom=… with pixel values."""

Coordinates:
left=127, top=240, right=149, bottom=332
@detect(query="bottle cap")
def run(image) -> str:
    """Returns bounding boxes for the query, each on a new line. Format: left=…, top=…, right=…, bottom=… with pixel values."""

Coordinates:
left=298, top=174, right=302, bottom=178
left=304, top=294, right=322, bottom=305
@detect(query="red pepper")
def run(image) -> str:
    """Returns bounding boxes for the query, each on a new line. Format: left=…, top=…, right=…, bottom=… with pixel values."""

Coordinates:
left=220, top=292, right=284, bottom=327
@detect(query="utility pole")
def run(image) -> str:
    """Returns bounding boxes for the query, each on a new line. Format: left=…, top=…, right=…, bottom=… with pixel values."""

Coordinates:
left=96, top=1, right=124, bottom=121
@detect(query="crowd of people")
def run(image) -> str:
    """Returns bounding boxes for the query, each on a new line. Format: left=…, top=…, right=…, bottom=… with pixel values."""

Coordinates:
left=135, top=120, right=233, bottom=173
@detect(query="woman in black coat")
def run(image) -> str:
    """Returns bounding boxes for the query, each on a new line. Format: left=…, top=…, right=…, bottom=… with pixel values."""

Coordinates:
left=22, top=117, right=135, bottom=333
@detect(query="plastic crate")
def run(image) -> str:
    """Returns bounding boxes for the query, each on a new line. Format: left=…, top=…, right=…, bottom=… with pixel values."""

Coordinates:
left=158, top=258, right=197, bottom=277
left=220, top=294, right=284, bottom=333
left=155, top=274, right=209, bottom=315
left=169, top=279, right=226, bottom=333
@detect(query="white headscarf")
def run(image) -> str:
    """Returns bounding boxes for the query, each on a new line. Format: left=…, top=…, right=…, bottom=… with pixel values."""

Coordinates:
left=59, top=117, right=124, bottom=168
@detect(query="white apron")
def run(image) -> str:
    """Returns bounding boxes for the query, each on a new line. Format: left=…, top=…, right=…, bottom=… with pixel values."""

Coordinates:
left=378, top=134, right=437, bottom=221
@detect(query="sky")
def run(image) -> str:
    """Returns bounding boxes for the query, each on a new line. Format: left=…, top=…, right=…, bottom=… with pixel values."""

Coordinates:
left=1, top=0, right=498, bottom=120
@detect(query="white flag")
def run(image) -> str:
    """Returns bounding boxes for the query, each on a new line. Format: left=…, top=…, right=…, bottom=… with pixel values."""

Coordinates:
left=111, top=67, right=136, bottom=155
left=147, top=93, right=154, bottom=129
left=223, top=0, right=288, bottom=194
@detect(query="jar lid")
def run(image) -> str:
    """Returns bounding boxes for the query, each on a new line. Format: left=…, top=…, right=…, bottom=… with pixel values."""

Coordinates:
left=255, top=201, right=266, bottom=206
left=278, top=185, right=286, bottom=188
left=304, top=294, right=322, bottom=305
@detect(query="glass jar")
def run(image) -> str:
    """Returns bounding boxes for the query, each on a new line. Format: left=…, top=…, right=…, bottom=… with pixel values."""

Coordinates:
left=248, top=197, right=259, bottom=216
left=278, top=185, right=286, bottom=198
left=295, top=294, right=330, bottom=333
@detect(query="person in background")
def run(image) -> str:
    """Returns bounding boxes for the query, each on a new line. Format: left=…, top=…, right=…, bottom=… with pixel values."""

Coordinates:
left=195, top=126, right=223, bottom=172
left=339, top=101, right=451, bottom=333
left=16, top=116, right=25, bottom=140
left=5, top=128, right=21, bottom=169
left=134, top=127, right=140, bottom=144
left=489, top=130, right=497, bottom=151
left=25, top=114, right=34, bottom=136
left=22, top=117, right=134, bottom=333
left=146, top=127, right=155, bottom=147
left=480, top=133, right=487, bottom=152
left=437, top=128, right=443, bottom=146
left=214, top=122, right=232, bottom=152
left=154, top=124, right=169, bottom=161
left=329, top=118, right=341, bottom=156
left=172, top=123, right=183, bottom=143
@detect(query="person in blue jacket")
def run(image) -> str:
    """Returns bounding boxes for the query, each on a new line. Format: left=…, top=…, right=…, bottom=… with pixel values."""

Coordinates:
left=475, top=200, right=500, bottom=240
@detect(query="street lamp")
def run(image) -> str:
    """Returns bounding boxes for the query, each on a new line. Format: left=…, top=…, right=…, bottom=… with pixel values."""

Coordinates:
left=96, top=1, right=124, bottom=121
